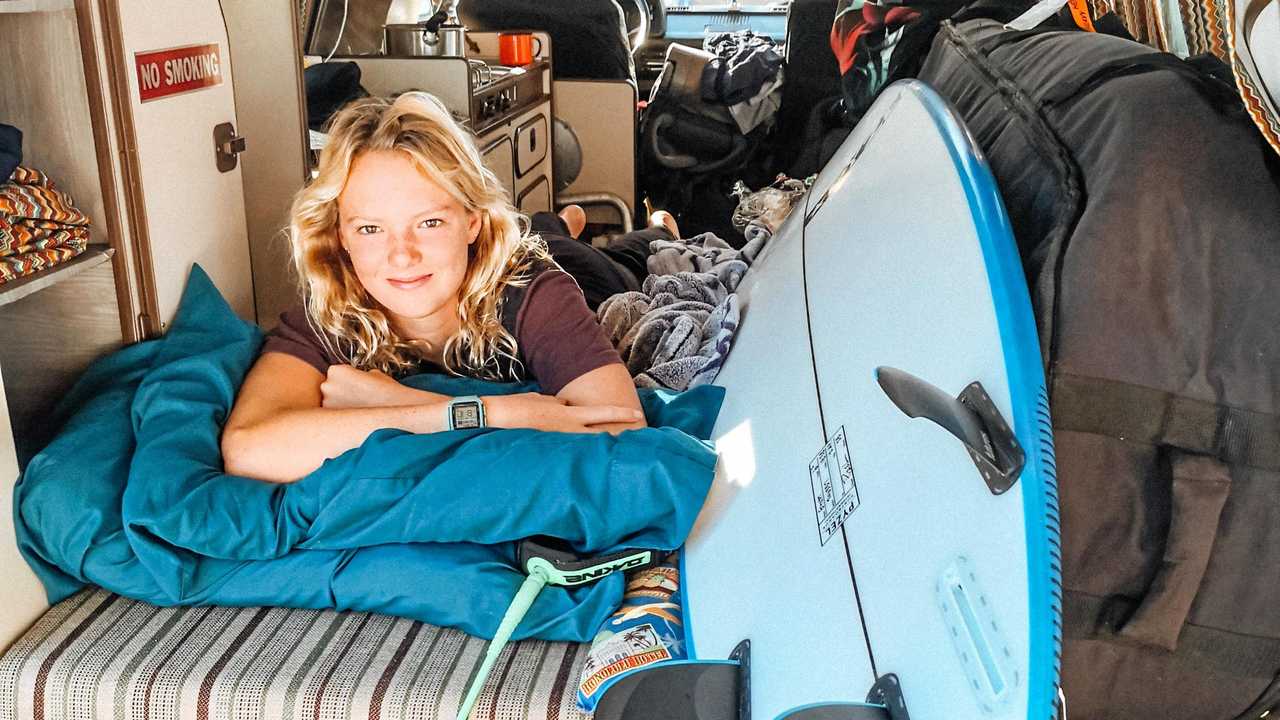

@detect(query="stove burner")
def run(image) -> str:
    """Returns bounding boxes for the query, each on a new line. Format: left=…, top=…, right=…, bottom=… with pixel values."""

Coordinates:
left=469, top=61, right=548, bottom=132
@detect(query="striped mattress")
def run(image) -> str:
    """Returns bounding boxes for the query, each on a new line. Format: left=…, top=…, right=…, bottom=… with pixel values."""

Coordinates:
left=0, top=588, right=591, bottom=720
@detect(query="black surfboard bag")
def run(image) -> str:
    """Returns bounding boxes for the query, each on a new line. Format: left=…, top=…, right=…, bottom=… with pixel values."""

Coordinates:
left=916, top=18, right=1280, bottom=720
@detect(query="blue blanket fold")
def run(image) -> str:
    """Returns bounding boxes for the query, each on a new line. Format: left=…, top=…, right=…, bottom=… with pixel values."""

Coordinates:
left=15, top=266, right=722, bottom=641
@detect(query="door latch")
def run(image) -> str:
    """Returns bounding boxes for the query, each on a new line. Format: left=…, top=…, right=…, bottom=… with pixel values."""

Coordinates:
left=214, top=122, right=246, bottom=172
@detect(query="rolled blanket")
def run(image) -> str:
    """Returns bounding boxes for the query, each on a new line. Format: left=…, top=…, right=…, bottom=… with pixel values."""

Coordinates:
left=15, top=266, right=722, bottom=643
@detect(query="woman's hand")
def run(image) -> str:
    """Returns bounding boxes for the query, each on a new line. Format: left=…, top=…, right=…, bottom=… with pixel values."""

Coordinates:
left=485, top=392, right=644, bottom=433
left=320, top=365, right=442, bottom=408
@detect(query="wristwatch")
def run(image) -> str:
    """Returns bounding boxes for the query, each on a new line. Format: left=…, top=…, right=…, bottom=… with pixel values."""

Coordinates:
left=445, top=395, right=486, bottom=430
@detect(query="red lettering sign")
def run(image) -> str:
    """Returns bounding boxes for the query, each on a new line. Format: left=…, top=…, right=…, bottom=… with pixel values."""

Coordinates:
left=135, top=43, right=223, bottom=103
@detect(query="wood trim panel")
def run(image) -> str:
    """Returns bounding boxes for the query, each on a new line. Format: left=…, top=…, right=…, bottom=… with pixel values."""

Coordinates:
left=97, top=0, right=161, bottom=338
left=74, top=0, right=137, bottom=342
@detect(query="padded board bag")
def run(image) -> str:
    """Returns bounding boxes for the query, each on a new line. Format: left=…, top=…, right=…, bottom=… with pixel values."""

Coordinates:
left=916, top=18, right=1280, bottom=720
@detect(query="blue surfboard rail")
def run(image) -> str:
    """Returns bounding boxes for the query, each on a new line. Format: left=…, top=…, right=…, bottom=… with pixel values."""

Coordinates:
left=903, top=79, right=1063, bottom=720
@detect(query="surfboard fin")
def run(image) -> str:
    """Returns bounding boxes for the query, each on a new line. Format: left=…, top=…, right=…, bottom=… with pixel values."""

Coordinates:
left=875, top=367, right=1026, bottom=494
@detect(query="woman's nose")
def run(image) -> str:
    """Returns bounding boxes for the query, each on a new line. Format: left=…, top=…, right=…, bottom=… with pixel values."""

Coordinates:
left=385, top=231, right=422, bottom=267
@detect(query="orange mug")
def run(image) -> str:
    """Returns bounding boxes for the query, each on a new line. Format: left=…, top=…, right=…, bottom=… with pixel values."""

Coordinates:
left=498, top=32, right=542, bottom=66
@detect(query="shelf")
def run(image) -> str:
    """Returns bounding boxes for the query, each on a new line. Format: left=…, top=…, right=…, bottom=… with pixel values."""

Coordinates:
left=0, top=246, right=113, bottom=309
left=0, top=0, right=74, bottom=12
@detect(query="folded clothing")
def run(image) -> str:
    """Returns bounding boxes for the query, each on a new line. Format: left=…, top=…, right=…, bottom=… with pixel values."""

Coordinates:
left=16, top=265, right=722, bottom=643
left=700, top=30, right=786, bottom=134
left=598, top=227, right=771, bottom=392
left=598, top=272, right=740, bottom=392
left=0, top=123, right=20, bottom=182
left=646, top=229, right=767, bottom=279
left=0, top=165, right=90, bottom=283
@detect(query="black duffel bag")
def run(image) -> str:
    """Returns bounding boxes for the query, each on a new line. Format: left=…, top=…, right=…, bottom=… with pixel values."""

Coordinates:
left=917, top=18, right=1280, bottom=720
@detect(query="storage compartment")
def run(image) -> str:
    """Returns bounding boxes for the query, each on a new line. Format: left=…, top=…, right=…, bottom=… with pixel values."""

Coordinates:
left=481, top=136, right=516, bottom=202
left=517, top=176, right=552, bottom=214
left=516, top=113, right=548, bottom=177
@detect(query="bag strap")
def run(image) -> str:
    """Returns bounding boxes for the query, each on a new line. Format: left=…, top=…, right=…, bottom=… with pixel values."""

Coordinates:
left=963, top=22, right=1248, bottom=116
left=1051, top=372, right=1280, bottom=471
left=1065, top=591, right=1280, bottom=679
left=1062, top=450, right=1228, bottom=650
left=1039, top=53, right=1248, bottom=115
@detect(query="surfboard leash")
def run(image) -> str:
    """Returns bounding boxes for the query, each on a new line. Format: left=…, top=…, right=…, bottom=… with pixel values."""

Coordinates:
left=456, top=538, right=661, bottom=720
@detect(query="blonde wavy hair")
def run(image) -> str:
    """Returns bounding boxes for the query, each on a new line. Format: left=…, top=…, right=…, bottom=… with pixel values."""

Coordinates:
left=289, top=92, right=553, bottom=379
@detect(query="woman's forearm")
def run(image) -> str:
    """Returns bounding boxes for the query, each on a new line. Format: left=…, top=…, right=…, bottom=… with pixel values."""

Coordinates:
left=222, top=401, right=449, bottom=483
left=222, top=391, right=643, bottom=483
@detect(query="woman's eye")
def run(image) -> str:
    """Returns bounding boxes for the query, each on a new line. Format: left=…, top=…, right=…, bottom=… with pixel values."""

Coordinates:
left=355, top=224, right=380, bottom=235
left=419, top=218, right=443, bottom=229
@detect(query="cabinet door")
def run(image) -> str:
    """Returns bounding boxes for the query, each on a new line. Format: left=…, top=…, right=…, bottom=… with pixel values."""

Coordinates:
left=480, top=136, right=516, bottom=203
left=515, top=114, right=548, bottom=178
left=517, top=177, right=551, bottom=214
left=114, top=0, right=253, bottom=330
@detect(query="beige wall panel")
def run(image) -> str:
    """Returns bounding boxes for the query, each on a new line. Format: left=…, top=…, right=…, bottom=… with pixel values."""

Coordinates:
left=0, top=9, right=110, bottom=251
left=350, top=57, right=472, bottom=113
left=222, top=0, right=310, bottom=328
left=0, top=358, right=48, bottom=653
left=0, top=259, right=124, bottom=465
left=552, top=79, right=636, bottom=224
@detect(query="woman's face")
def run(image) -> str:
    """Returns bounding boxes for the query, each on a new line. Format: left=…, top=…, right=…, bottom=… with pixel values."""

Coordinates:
left=337, top=150, right=481, bottom=340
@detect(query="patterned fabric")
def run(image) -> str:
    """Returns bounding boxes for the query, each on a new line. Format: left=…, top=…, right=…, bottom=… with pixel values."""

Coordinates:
left=1177, top=0, right=1231, bottom=55
left=0, top=166, right=90, bottom=284
left=0, top=589, right=591, bottom=720
left=1089, top=0, right=1172, bottom=48
left=1220, top=0, right=1280, bottom=156
left=1087, top=0, right=1280, bottom=157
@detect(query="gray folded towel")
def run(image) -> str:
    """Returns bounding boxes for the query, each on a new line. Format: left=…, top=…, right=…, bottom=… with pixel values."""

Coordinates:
left=634, top=294, right=740, bottom=391
left=600, top=229, right=765, bottom=391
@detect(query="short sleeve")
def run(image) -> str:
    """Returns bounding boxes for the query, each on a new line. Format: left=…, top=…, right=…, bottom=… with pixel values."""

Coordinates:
left=515, top=270, right=624, bottom=395
left=261, top=306, right=342, bottom=375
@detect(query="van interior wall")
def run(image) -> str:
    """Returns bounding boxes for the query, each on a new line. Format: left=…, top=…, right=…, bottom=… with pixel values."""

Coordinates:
left=221, top=0, right=310, bottom=329
left=553, top=79, right=637, bottom=226
left=0, top=360, right=46, bottom=651
left=307, top=0, right=395, bottom=56
left=385, top=0, right=440, bottom=26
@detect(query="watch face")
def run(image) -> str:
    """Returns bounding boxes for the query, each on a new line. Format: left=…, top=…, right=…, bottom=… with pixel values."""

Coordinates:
left=452, top=402, right=482, bottom=429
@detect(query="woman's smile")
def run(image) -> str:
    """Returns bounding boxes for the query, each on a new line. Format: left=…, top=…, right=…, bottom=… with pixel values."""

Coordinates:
left=386, top=273, right=432, bottom=290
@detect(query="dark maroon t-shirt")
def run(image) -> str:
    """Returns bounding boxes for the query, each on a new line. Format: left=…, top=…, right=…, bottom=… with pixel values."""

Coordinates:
left=262, top=269, right=622, bottom=395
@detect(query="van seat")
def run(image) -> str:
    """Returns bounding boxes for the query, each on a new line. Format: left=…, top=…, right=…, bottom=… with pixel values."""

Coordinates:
left=0, top=588, right=590, bottom=720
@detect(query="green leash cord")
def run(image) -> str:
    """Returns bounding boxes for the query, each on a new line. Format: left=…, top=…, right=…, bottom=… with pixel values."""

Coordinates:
left=455, top=538, right=659, bottom=720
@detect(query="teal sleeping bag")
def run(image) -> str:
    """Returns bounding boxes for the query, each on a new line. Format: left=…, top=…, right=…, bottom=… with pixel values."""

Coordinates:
left=14, top=267, right=722, bottom=642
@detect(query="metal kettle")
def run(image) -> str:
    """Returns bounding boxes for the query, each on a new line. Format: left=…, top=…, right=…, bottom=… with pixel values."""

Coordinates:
left=384, top=10, right=466, bottom=58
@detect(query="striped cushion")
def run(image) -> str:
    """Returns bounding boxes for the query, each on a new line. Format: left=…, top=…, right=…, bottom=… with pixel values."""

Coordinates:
left=0, top=589, right=591, bottom=720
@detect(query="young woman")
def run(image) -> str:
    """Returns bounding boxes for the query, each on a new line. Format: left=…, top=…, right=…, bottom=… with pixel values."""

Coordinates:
left=222, top=92, right=675, bottom=483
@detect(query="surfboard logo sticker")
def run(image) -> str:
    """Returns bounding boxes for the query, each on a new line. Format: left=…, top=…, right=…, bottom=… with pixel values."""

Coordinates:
left=809, top=426, right=861, bottom=545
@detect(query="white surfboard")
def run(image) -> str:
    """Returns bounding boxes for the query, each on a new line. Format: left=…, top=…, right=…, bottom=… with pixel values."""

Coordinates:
left=680, top=80, right=1061, bottom=720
